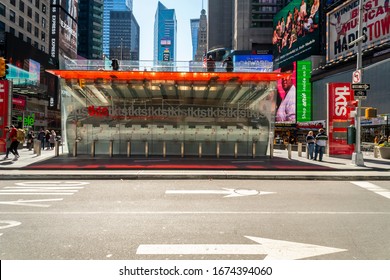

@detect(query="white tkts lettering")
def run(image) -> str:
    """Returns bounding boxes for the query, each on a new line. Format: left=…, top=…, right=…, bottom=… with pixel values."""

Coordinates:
left=334, top=86, right=350, bottom=116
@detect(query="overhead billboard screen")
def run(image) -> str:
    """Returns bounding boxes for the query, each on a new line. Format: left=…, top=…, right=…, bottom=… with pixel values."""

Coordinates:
left=326, top=0, right=390, bottom=63
left=272, top=0, right=321, bottom=69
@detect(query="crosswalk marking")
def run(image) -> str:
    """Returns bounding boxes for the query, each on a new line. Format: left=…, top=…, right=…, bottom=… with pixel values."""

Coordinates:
left=351, top=181, right=390, bottom=199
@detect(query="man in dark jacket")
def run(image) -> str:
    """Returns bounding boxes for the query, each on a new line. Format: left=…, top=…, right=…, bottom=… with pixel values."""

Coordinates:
left=314, top=128, right=328, bottom=161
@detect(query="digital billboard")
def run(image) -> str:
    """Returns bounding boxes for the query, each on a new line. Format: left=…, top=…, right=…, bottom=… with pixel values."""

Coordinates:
left=233, top=54, right=273, bottom=72
left=272, top=0, right=321, bottom=69
left=275, top=62, right=297, bottom=124
left=326, top=0, right=390, bottom=63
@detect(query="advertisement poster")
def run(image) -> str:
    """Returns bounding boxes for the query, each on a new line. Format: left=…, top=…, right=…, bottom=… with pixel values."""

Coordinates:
left=233, top=54, right=273, bottom=72
left=272, top=0, right=321, bottom=69
left=327, top=83, right=355, bottom=156
left=326, top=0, right=390, bottom=63
left=296, top=60, right=312, bottom=122
left=275, top=62, right=297, bottom=124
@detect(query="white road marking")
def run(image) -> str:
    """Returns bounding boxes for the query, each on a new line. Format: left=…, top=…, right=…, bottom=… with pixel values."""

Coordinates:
left=0, top=198, right=64, bottom=207
left=136, top=236, right=347, bottom=260
left=166, top=188, right=275, bottom=197
left=351, top=181, right=390, bottom=199
left=0, top=220, right=21, bottom=230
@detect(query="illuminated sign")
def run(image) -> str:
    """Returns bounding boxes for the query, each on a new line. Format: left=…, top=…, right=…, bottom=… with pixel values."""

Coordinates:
left=296, top=60, right=312, bottom=122
left=272, top=0, right=321, bottom=69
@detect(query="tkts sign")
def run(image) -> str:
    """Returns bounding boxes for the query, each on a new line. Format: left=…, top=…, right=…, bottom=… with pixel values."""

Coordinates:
left=327, top=83, right=355, bottom=156
left=326, top=0, right=390, bottom=63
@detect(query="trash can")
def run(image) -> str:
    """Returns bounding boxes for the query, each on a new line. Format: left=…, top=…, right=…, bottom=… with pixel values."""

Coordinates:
left=347, top=125, right=356, bottom=144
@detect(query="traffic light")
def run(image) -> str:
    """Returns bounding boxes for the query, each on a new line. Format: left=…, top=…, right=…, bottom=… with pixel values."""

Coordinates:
left=111, top=59, right=119, bottom=71
left=78, top=79, right=85, bottom=88
left=0, top=57, right=9, bottom=79
left=365, top=107, right=377, bottom=119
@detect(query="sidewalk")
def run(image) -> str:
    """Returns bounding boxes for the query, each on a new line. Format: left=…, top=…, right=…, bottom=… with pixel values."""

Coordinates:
left=0, top=147, right=389, bottom=180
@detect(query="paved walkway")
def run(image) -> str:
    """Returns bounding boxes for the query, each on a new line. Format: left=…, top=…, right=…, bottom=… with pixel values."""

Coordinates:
left=0, top=147, right=389, bottom=180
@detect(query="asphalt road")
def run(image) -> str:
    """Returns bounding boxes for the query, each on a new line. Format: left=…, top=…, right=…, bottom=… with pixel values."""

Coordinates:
left=1, top=179, right=390, bottom=260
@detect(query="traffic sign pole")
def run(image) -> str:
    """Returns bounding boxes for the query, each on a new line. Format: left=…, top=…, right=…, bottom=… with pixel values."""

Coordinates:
left=352, top=0, right=365, bottom=167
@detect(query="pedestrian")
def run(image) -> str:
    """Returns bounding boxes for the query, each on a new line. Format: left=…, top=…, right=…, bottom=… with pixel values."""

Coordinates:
left=9, top=125, right=20, bottom=161
left=314, top=128, right=328, bottom=161
left=37, top=128, right=46, bottom=149
left=49, top=130, right=56, bottom=149
left=206, top=55, right=216, bottom=72
left=45, top=130, right=51, bottom=150
left=2, top=126, right=16, bottom=160
left=306, top=130, right=315, bottom=159
left=222, top=56, right=234, bottom=72
left=26, top=130, right=35, bottom=151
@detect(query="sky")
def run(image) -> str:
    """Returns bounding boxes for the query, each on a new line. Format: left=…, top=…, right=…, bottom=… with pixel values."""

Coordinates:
left=133, top=0, right=207, bottom=61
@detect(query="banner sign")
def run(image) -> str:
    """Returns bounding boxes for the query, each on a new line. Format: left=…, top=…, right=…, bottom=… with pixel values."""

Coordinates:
left=296, top=60, right=312, bottom=122
left=326, top=0, right=390, bottom=63
left=0, top=80, right=10, bottom=152
left=327, top=83, right=355, bottom=156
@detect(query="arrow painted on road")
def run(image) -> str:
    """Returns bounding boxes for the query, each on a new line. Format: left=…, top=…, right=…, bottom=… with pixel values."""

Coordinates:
left=166, top=188, right=275, bottom=198
left=137, top=236, right=347, bottom=260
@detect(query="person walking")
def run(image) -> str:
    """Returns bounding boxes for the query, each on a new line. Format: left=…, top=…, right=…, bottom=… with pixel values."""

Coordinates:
left=9, top=125, right=20, bottom=161
left=45, top=130, right=51, bottom=150
left=222, top=56, right=234, bottom=72
left=37, top=128, right=46, bottom=149
left=2, top=126, right=16, bottom=160
left=306, top=130, right=315, bottom=159
left=206, top=55, right=216, bottom=72
left=26, top=130, right=35, bottom=151
left=49, top=130, right=56, bottom=149
left=314, top=128, right=328, bottom=161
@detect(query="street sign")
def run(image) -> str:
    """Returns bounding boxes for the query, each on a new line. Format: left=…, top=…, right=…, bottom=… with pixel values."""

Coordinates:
left=351, top=83, right=370, bottom=90
left=352, top=70, right=361, bottom=83
left=354, top=90, right=367, bottom=97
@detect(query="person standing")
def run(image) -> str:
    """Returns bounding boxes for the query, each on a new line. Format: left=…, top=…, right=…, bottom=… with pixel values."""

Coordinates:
left=222, top=56, right=234, bottom=72
left=206, top=55, right=216, bottom=72
left=314, top=128, right=328, bottom=161
left=26, top=130, right=35, bottom=151
left=306, top=130, right=315, bottom=159
left=2, top=126, right=15, bottom=160
left=37, top=128, right=46, bottom=149
left=9, top=125, right=20, bottom=161
left=49, top=130, right=56, bottom=149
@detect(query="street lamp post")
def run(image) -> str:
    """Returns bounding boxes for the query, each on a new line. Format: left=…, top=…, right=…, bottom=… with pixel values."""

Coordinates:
left=351, top=0, right=365, bottom=166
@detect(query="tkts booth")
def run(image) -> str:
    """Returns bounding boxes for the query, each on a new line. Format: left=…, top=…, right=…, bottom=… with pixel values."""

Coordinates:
left=47, top=70, right=286, bottom=158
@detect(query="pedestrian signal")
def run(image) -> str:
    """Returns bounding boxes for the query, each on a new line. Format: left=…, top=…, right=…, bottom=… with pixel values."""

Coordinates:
left=111, top=59, right=119, bottom=71
left=365, top=108, right=377, bottom=119
left=79, top=79, right=85, bottom=88
left=0, top=57, right=9, bottom=79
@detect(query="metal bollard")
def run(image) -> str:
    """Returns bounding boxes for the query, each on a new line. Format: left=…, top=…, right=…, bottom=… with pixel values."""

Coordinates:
left=36, top=140, right=41, bottom=156
left=127, top=141, right=131, bottom=157
left=287, top=144, right=292, bottom=159
left=181, top=142, right=184, bottom=158
left=163, top=141, right=166, bottom=158
left=298, top=143, right=302, bottom=157
left=55, top=140, right=60, bottom=157
left=252, top=142, right=256, bottom=159
left=234, top=142, right=238, bottom=158
left=73, top=141, right=77, bottom=157
left=145, top=141, right=148, bottom=158
left=91, top=140, right=96, bottom=157
left=109, top=140, right=114, bottom=157
left=374, top=146, right=379, bottom=158
left=198, top=142, right=202, bottom=158
left=216, top=142, right=220, bottom=158
left=270, top=142, right=274, bottom=159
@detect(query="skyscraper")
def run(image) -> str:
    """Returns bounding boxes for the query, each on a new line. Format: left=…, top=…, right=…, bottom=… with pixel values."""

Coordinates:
left=190, top=19, right=200, bottom=60
left=109, top=10, right=139, bottom=61
left=78, top=0, right=104, bottom=59
left=102, top=0, right=133, bottom=58
left=153, top=1, right=177, bottom=63
left=194, top=9, right=207, bottom=62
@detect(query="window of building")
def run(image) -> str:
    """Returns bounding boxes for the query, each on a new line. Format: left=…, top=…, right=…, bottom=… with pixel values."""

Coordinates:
left=27, top=21, right=32, bottom=32
left=19, top=16, right=24, bottom=28
left=10, top=0, right=16, bottom=6
left=19, top=0, right=25, bottom=12
left=41, top=45, right=45, bottom=52
left=27, top=37, right=31, bottom=44
left=27, top=6, right=32, bottom=17
left=42, top=17, right=46, bottom=28
left=19, top=32, right=23, bottom=40
left=35, top=0, right=39, bottom=9
left=0, top=21, right=5, bottom=32
left=42, top=3, right=46, bottom=14
left=9, top=27, right=15, bottom=35
left=0, top=3, right=5, bottom=17
left=41, top=31, right=45, bottom=42
left=34, top=41, right=38, bottom=48
left=10, top=10, right=16, bottom=22
left=35, top=12, right=39, bottom=23
left=34, top=26, right=38, bottom=37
